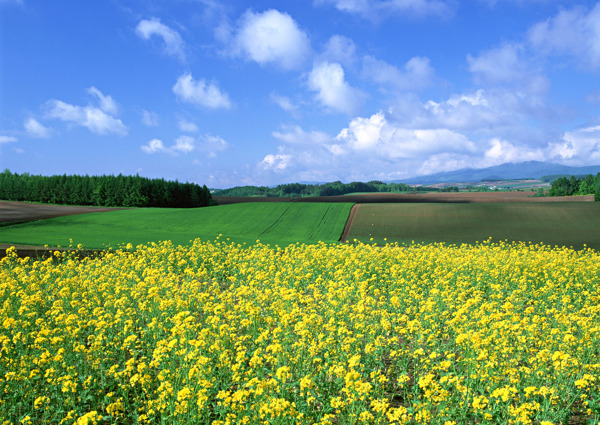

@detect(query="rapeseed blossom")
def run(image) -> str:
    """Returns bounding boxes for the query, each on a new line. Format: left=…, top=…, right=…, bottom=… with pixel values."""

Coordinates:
left=0, top=239, right=599, bottom=424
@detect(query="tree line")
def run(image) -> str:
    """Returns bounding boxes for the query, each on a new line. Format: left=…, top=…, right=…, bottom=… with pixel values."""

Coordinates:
left=214, top=180, right=458, bottom=197
left=547, top=173, right=600, bottom=200
left=0, top=170, right=215, bottom=208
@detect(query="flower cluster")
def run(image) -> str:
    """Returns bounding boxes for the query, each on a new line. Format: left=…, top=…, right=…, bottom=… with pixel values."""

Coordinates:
left=1, top=239, right=599, bottom=424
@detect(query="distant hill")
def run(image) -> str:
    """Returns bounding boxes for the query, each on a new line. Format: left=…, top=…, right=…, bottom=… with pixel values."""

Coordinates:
left=401, top=161, right=600, bottom=185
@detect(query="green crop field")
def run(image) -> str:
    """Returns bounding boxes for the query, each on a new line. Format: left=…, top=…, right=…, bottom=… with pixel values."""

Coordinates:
left=0, top=202, right=353, bottom=249
left=344, top=202, right=600, bottom=250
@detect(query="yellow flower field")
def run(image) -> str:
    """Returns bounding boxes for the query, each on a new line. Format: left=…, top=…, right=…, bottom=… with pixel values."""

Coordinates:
left=1, top=239, right=599, bottom=424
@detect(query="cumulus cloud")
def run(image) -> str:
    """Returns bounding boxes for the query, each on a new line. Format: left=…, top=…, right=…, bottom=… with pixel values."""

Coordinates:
left=229, top=9, right=311, bottom=70
left=173, top=135, right=196, bottom=153
left=141, top=134, right=229, bottom=157
left=308, top=62, right=365, bottom=115
left=314, top=0, right=453, bottom=19
left=548, top=125, right=600, bottom=164
left=528, top=3, right=600, bottom=69
left=261, top=153, right=292, bottom=171
left=172, top=73, right=232, bottom=109
left=141, top=138, right=166, bottom=153
left=363, top=55, right=435, bottom=91
left=335, top=111, right=476, bottom=159
left=482, top=138, right=545, bottom=166
left=44, top=88, right=128, bottom=136
left=136, top=18, right=185, bottom=61
left=411, top=88, right=549, bottom=133
left=24, top=118, right=51, bottom=138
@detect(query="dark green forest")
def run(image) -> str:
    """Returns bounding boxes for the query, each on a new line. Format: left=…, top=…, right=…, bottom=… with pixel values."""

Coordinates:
left=0, top=170, right=214, bottom=208
left=214, top=181, right=458, bottom=197
left=547, top=173, right=600, bottom=200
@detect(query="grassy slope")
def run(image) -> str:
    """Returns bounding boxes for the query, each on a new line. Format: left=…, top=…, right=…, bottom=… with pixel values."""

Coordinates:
left=0, top=202, right=354, bottom=249
left=345, top=202, right=600, bottom=249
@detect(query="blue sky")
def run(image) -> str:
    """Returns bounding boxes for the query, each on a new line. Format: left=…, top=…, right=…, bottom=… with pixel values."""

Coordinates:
left=2, top=0, right=600, bottom=188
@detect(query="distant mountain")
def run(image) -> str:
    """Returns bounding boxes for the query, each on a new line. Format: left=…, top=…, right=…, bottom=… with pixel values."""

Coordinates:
left=400, top=161, right=600, bottom=185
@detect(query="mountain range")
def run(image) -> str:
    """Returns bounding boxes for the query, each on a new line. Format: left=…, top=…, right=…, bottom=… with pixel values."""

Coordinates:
left=400, top=161, right=600, bottom=185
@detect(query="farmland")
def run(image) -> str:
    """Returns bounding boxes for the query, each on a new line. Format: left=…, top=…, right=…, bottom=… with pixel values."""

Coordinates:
left=1, top=194, right=600, bottom=424
left=0, top=202, right=353, bottom=249
left=1, top=239, right=599, bottom=424
left=343, top=202, right=600, bottom=250
left=214, top=191, right=594, bottom=205
left=1, top=193, right=599, bottom=252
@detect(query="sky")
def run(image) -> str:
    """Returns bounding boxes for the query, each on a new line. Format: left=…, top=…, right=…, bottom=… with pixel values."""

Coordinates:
left=2, top=0, right=600, bottom=188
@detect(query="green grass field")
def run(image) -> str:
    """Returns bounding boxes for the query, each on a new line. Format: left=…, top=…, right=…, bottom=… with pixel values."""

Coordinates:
left=345, top=202, right=600, bottom=249
left=0, top=202, right=353, bottom=249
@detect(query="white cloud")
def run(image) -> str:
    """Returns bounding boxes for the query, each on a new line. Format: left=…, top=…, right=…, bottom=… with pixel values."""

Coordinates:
left=230, top=9, right=311, bottom=70
left=336, top=111, right=476, bottom=159
left=528, top=3, right=600, bottom=69
left=548, top=125, right=600, bottom=164
left=88, top=86, right=118, bottom=115
left=178, top=118, right=198, bottom=132
left=482, top=138, right=545, bottom=166
left=24, top=118, right=51, bottom=138
left=314, top=0, right=453, bottom=19
left=272, top=125, right=331, bottom=145
left=363, top=55, right=435, bottom=91
left=270, top=94, right=300, bottom=117
left=467, top=43, right=548, bottom=93
left=261, top=153, right=292, bottom=171
left=173, top=135, right=195, bottom=153
left=142, top=110, right=159, bottom=127
left=467, top=44, right=524, bottom=84
left=308, top=62, right=365, bottom=115
left=197, top=135, right=229, bottom=157
left=0, top=135, right=17, bottom=143
left=136, top=18, right=185, bottom=61
left=414, top=88, right=547, bottom=132
left=141, top=138, right=166, bottom=153
left=141, top=134, right=229, bottom=157
left=417, top=153, right=474, bottom=175
left=172, top=73, right=232, bottom=109
left=44, top=89, right=128, bottom=136
left=321, top=35, right=357, bottom=66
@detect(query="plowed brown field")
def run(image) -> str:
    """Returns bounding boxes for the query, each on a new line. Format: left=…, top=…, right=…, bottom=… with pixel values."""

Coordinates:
left=215, top=191, right=594, bottom=204
left=0, top=201, right=126, bottom=223
left=0, top=201, right=127, bottom=257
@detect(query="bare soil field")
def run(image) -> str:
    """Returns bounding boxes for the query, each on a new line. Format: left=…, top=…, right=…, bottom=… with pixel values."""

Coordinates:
left=0, top=201, right=127, bottom=257
left=215, top=191, right=594, bottom=205
left=339, top=204, right=360, bottom=243
left=0, top=201, right=126, bottom=223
